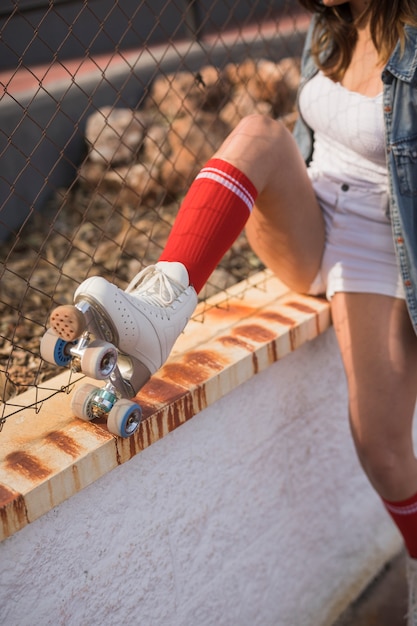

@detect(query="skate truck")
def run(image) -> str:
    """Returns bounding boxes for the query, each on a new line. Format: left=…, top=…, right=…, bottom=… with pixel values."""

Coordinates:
left=40, top=298, right=149, bottom=438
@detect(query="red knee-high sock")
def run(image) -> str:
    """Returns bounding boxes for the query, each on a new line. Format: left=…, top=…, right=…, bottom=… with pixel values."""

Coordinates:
left=159, top=158, right=258, bottom=293
left=383, top=491, right=417, bottom=558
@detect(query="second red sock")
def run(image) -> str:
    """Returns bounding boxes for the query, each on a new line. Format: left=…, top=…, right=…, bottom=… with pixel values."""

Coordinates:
left=383, top=490, right=417, bottom=558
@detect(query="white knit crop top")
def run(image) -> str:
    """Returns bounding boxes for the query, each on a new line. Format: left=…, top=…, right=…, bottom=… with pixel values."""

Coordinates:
left=298, top=71, right=388, bottom=190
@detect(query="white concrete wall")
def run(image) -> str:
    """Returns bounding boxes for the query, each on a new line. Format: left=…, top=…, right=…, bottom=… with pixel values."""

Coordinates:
left=0, top=328, right=402, bottom=626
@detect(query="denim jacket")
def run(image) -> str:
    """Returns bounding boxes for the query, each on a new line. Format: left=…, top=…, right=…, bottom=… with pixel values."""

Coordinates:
left=293, top=17, right=417, bottom=333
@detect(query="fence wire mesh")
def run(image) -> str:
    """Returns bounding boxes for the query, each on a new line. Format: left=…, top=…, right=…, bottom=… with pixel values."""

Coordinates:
left=0, top=0, right=309, bottom=428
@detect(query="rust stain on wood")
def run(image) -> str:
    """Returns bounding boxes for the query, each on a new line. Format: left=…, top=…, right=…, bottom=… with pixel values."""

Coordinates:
left=285, top=301, right=317, bottom=315
left=138, top=378, right=187, bottom=415
left=5, top=451, right=52, bottom=481
left=0, top=484, right=20, bottom=508
left=217, top=335, right=254, bottom=352
left=162, top=362, right=206, bottom=385
left=183, top=350, right=226, bottom=370
left=162, top=350, right=225, bottom=386
left=167, top=395, right=189, bottom=431
left=258, top=310, right=296, bottom=326
left=45, top=431, right=82, bottom=458
left=235, top=324, right=276, bottom=343
left=267, top=341, right=278, bottom=363
left=74, top=418, right=115, bottom=441
left=0, top=484, right=28, bottom=539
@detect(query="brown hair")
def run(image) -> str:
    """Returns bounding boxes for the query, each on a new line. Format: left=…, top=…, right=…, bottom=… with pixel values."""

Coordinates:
left=297, top=0, right=417, bottom=81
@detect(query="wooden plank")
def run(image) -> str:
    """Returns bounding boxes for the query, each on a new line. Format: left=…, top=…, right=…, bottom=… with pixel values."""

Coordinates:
left=0, top=271, right=331, bottom=540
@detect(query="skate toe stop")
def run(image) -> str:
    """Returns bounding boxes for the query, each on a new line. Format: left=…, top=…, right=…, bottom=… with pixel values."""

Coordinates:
left=50, top=305, right=86, bottom=341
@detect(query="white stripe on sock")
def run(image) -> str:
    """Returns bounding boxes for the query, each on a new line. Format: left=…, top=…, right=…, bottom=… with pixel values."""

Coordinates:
left=196, top=167, right=255, bottom=212
left=385, top=501, right=417, bottom=516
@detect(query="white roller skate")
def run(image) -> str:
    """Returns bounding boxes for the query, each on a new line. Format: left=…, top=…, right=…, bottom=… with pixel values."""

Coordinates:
left=40, top=262, right=197, bottom=437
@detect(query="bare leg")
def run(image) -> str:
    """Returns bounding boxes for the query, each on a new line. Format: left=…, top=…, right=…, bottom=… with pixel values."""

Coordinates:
left=331, top=292, right=417, bottom=501
left=214, top=114, right=325, bottom=292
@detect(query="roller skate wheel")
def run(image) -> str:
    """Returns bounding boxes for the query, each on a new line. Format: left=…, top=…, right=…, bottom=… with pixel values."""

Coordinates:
left=71, top=383, right=98, bottom=421
left=107, top=399, right=142, bottom=438
left=40, top=328, right=73, bottom=367
left=50, top=304, right=86, bottom=341
left=80, top=340, right=118, bottom=380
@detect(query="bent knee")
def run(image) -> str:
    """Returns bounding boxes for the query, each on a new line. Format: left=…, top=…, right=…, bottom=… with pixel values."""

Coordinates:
left=234, top=113, right=287, bottom=139
left=215, top=114, right=302, bottom=188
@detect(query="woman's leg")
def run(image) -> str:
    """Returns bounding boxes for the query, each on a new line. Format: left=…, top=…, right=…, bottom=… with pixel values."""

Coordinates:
left=216, top=114, right=325, bottom=292
left=331, top=292, right=417, bottom=556
left=51, top=114, right=325, bottom=381
left=161, top=113, right=325, bottom=293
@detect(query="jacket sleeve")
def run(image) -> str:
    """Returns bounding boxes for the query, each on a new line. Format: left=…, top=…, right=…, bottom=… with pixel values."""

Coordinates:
left=292, top=16, right=317, bottom=164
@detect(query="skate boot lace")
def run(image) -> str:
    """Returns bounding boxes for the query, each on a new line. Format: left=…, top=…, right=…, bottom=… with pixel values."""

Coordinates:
left=127, top=267, right=184, bottom=310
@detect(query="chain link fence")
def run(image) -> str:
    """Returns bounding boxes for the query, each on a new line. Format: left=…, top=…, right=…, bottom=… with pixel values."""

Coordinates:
left=0, top=0, right=309, bottom=428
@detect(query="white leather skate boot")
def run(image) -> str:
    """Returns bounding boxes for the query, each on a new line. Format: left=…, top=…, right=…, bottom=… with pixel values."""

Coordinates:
left=407, top=556, right=417, bottom=626
left=70, top=261, right=197, bottom=379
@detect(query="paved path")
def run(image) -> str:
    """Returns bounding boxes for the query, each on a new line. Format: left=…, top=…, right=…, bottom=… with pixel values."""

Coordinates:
left=334, top=552, right=408, bottom=626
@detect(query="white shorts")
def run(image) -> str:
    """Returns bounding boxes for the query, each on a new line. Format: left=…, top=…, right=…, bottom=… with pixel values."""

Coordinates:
left=307, top=172, right=405, bottom=301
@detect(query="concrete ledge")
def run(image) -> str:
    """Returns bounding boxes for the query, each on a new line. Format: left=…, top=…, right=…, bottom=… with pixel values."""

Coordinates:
left=0, top=270, right=404, bottom=625
left=0, top=270, right=331, bottom=542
